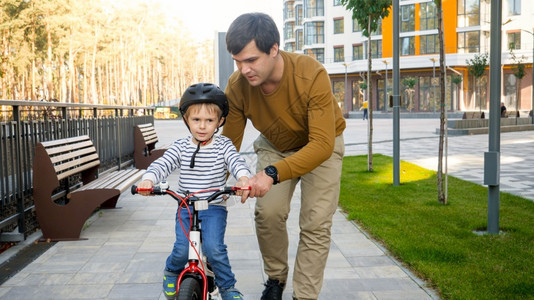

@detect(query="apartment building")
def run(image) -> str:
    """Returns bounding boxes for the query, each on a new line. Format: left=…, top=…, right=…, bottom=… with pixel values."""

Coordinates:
left=282, top=0, right=534, bottom=116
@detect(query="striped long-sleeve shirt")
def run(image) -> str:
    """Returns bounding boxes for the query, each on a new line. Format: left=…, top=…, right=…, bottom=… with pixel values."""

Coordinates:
left=141, top=134, right=252, bottom=204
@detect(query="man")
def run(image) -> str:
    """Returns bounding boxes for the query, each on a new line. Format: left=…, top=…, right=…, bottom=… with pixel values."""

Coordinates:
left=500, top=101, right=507, bottom=118
left=223, top=13, right=346, bottom=300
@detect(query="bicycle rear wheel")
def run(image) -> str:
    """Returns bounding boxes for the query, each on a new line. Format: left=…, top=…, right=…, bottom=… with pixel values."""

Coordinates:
left=177, top=277, right=203, bottom=300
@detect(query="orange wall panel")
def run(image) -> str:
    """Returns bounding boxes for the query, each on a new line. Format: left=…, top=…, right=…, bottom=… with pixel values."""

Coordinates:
left=381, top=1, right=459, bottom=57
left=442, top=0, right=458, bottom=54
left=382, top=7, right=393, bottom=58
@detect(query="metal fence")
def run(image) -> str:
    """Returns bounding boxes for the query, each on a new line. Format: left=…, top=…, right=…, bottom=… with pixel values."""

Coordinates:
left=0, top=100, right=154, bottom=242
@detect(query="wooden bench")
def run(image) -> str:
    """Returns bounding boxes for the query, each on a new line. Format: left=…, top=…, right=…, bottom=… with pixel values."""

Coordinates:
left=502, top=110, right=520, bottom=118
left=134, top=123, right=168, bottom=169
left=33, top=135, right=144, bottom=241
left=462, top=111, right=485, bottom=119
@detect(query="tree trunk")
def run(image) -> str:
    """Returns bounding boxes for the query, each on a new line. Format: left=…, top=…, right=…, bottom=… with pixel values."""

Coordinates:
left=515, top=78, right=520, bottom=125
left=437, top=0, right=447, bottom=204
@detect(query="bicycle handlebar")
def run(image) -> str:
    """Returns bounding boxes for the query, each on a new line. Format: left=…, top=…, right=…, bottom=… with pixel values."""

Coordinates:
left=131, top=184, right=250, bottom=202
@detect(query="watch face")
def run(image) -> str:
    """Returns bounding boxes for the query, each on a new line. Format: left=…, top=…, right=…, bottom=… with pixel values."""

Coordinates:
left=265, top=166, right=276, bottom=176
left=265, top=166, right=278, bottom=183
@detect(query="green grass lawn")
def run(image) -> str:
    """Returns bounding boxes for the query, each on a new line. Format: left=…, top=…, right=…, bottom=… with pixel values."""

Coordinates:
left=339, top=154, right=534, bottom=300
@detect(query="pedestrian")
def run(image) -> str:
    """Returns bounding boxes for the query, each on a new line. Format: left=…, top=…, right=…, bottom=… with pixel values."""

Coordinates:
left=223, top=12, right=346, bottom=300
left=136, top=83, right=250, bottom=300
left=361, top=100, right=368, bottom=120
left=501, top=101, right=507, bottom=118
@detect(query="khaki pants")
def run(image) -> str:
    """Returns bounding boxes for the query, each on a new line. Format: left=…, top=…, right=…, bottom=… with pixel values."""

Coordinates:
left=253, top=134, right=345, bottom=300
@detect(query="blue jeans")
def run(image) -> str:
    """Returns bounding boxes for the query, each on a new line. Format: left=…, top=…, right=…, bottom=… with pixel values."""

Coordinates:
left=165, top=204, right=236, bottom=290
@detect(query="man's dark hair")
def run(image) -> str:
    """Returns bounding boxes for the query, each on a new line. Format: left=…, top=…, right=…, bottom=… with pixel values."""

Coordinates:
left=226, top=12, right=280, bottom=55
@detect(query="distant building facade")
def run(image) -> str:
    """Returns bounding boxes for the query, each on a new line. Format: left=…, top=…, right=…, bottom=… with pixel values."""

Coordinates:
left=282, top=0, right=534, bottom=116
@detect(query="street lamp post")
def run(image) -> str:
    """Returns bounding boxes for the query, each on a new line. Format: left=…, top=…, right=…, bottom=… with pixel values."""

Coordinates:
left=430, top=58, right=438, bottom=113
left=383, top=60, right=388, bottom=112
left=522, top=29, right=534, bottom=124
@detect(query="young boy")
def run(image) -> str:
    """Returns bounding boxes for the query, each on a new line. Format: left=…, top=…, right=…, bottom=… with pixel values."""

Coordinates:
left=137, top=83, right=250, bottom=300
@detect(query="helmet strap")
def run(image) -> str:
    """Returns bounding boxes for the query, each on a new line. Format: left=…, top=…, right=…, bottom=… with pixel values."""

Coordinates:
left=189, top=137, right=211, bottom=168
left=186, top=118, right=221, bottom=168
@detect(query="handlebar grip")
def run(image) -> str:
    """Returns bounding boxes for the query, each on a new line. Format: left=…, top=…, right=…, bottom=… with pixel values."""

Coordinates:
left=231, top=186, right=251, bottom=191
left=131, top=185, right=161, bottom=195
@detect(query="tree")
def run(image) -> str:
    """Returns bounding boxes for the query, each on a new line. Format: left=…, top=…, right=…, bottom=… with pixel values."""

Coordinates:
left=435, top=0, right=447, bottom=204
left=509, top=45, right=526, bottom=123
left=402, top=77, right=417, bottom=112
left=342, top=0, right=391, bottom=172
left=0, top=0, right=214, bottom=105
left=466, top=53, right=488, bottom=114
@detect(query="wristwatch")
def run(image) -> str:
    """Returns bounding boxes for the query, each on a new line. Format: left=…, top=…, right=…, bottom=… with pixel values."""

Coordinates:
left=264, top=165, right=279, bottom=185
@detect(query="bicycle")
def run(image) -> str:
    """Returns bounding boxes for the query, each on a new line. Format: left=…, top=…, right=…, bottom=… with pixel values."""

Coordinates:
left=131, top=182, right=250, bottom=300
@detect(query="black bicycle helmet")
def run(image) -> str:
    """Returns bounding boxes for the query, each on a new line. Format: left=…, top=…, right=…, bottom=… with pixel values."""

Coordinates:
left=179, top=83, right=229, bottom=126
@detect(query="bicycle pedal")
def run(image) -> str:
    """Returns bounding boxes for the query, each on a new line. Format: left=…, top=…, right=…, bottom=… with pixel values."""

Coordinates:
left=209, top=287, right=221, bottom=300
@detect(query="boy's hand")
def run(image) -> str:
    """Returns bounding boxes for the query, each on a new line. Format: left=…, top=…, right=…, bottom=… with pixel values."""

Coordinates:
left=235, top=176, right=250, bottom=203
left=137, top=179, right=154, bottom=196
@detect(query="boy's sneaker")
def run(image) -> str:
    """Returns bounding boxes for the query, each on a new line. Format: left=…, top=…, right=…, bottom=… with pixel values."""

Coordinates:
left=261, top=279, right=285, bottom=300
left=220, top=286, right=244, bottom=300
left=162, top=274, right=178, bottom=299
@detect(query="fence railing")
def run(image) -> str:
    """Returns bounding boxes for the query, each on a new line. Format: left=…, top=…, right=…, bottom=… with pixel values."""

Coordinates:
left=0, top=100, right=154, bottom=242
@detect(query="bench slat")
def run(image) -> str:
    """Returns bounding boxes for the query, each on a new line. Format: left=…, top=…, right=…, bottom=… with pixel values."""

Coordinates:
left=113, top=170, right=144, bottom=193
left=45, top=140, right=95, bottom=156
left=57, top=160, right=100, bottom=181
left=76, top=169, right=144, bottom=192
left=40, top=135, right=90, bottom=147
left=49, top=147, right=97, bottom=164
left=100, top=169, right=140, bottom=189
left=54, top=154, right=100, bottom=174
left=137, top=123, right=152, bottom=129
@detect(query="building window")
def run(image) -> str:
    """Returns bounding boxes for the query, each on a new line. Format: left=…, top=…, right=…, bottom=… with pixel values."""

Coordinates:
left=305, top=48, right=325, bottom=63
left=458, top=31, right=480, bottom=53
left=333, top=0, right=342, bottom=6
left=296, top=29, right=303, bottom=51
left=353, top=19, right=362, bottom=32
left=400, top=37, right=415, bottom=56
left=304, top=0, right=324, bottom=18
left=458, top=0, right=480, bottom=27
left=418, top=77, right=434, bottom=111
left=507, top=32, right=521, bottom=50
left=284, top=1, right=295, bottom=20
left=334, top=18, right=344, bottom=34
left=371, top=19, right=382, bottom=36
left=420, top=34, right=440, bottom=54
left=284, top=23, right=295, bottom=40
left=508, top=0, right=521, bottom=15
left=362, top=40, right=382, bottom=59
left=296, top=5, right=303, bottom=26
left=304, top=22, right=324, bottom=45
left=400, top=4, right=415, bottom=32
left=333, top=81, right=345, bottom=112
left=285, top=42, right=295, bottom=52
left=420, top=2, right=437, bottom=30
left=352, top=44, right=364, bottom=60
left=334, top=46, right=344, bottom=62
left=504, top=73, right=517, bottom=110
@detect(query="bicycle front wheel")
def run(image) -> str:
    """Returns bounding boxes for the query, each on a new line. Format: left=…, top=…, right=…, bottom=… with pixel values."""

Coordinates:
left=177, top=277, right=203, bottom=300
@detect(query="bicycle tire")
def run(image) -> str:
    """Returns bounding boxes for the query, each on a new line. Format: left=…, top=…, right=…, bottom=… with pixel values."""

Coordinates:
left=177, top=277, right=203, bottom=300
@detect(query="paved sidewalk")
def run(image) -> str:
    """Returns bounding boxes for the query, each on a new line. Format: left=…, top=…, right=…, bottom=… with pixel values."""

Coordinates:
left=1, top=118, right=532, bottom=299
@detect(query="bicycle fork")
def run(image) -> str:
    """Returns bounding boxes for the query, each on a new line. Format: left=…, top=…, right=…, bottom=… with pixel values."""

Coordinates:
left=176, top=201, right=213, bottom=300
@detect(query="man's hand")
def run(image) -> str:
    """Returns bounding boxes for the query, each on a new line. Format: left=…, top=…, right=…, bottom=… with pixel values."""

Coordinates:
left=137, top=179, right=154, bottom=196
left=247, top=171, right=274, bottom=199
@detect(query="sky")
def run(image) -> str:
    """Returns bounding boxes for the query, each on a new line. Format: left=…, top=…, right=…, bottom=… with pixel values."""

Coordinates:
left=156, top=0, right=284, bottom=41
